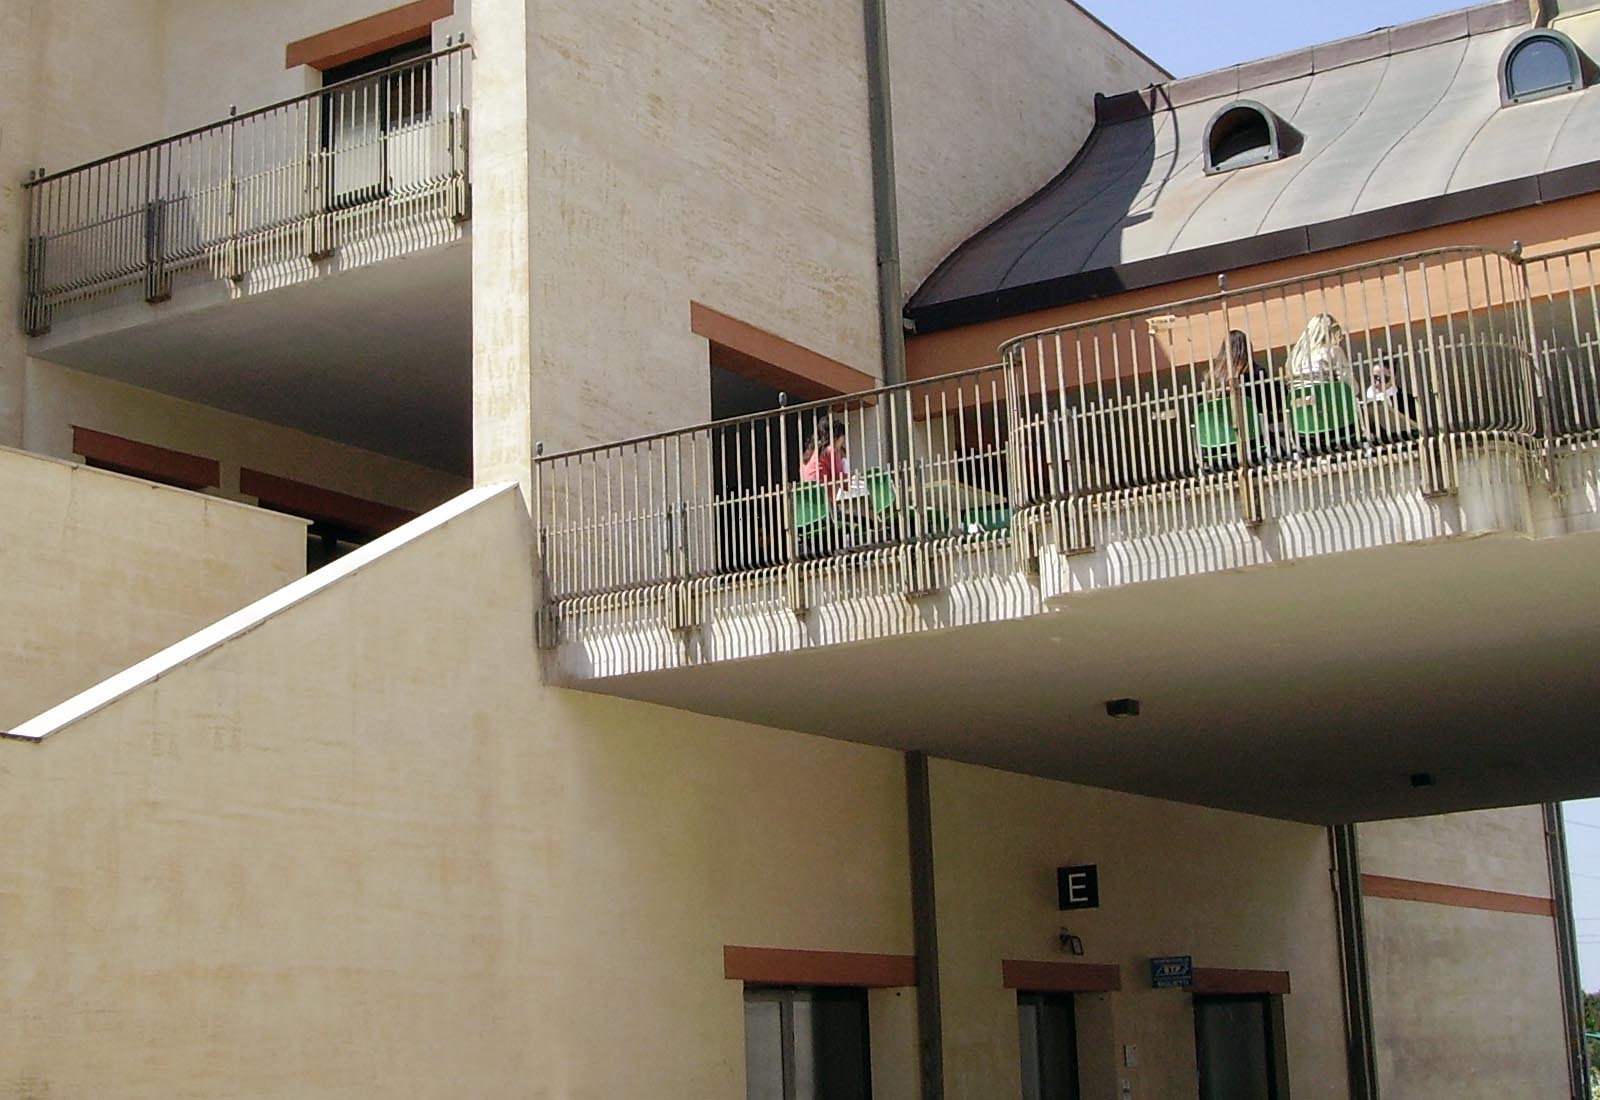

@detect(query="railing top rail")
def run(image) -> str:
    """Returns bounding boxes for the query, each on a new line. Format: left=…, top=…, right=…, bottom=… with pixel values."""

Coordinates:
left=535, top=358, right=1010, bottom=464
left=996, top=245, right=1524, bottom=357
left=23, top=40, right=472, bottom=189
left=539, top=245, right=1527, bottom=466
left=1523, top=241, right=1600, bottom=264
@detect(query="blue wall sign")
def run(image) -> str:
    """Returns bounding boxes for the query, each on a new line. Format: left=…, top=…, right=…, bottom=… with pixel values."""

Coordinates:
left=1150, top=955, right=1194, bottom=989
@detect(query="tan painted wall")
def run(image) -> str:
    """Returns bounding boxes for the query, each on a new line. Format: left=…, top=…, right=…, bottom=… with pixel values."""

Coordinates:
left=2, top=481, right=1371, bottom=1100
left=887, top=0, right=1165, bottom=291
left=22, top=359, right=469, bottom=513
left=930, top=760, right=1349, bottom=1100
left=538, top=687, right=918, bottom=1099
left=0, top=0, right=165, bottom=449
left=157, top=0, right=475, bottom=132
left=473, top=0, right=1162, bottom=489
left=0, top=487, right=555, bottom=1100
left=0, top=445, right=306, bottom=729
left=0, top=486, right=919, bottom=1100
left=1361, top=806, right=1554, bottom=895
left=1366, top=897, right=1568, bottom=1100
left=1359, top=807, right=1571, bottom=1100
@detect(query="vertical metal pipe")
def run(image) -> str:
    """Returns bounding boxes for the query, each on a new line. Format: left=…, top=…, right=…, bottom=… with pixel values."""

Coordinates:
left=906, top=750, right=945, bottom=1100
left=1542, top=803, right=1589, bottom=1100
left=862, top=0, right=906, bottom=390
left=1330, top=824, right=1380, bottom=1100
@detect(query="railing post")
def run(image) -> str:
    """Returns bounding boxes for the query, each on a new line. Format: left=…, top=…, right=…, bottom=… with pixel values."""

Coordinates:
left=1408, top=259, right=1453, bottom=497
left=304, top=99, right=333, bottom=261
left=224, top=109, right=244, bottom=283
left=23, top=230, right=50, bottom=337
left=142, top=148, right=171, bottom=304
left=449, top=46, right=472, bottom=222
left=1220, top=276, right=1263, bottom=526
left=1514, top=248, right=1563, bottom=494
left=532, top=442, right=560, bottom=651
left=450, top=106, right=472, bottom=223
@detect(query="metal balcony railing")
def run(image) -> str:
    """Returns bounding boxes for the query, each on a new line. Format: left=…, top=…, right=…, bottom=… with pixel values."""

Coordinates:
left=22, top=42, right=471, bottom=335
left=535, top=246, right=1596, bottom=666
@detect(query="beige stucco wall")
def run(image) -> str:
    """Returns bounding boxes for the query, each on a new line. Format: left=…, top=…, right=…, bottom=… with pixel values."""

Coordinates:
left=0, top=445, right=306, bottom=730
left=523, top=0, right=879, bottom=459
left=1359, top=808, right=1571, bottom=1100
left=887, top=0, right=1165, bottom=292
left=539, top=687, right=918, bottom=1098
left=0, top=0, right=165, bottom=449
left=1361, top=806, right=1554, bottom=895
left=1, top=480, right=1371, bottom=1100
left=473, top=0, right=1163, bottom=490
left=157, top=0, right=474, bottom=133
left=0, top=485, right=920, bottom=1100
left=21, top=359, right=469, bottom=513
left=0, top=487, right=554, bottom=1100
left=930, top=761, right=1350, bottom=1100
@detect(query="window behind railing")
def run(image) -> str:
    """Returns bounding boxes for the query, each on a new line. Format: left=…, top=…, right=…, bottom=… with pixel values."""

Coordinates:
left=22, top=41, right=471, bottom=335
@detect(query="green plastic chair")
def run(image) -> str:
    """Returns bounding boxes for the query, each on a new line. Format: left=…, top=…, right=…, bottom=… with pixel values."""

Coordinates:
left=1194, top=395, right=1258, bottom=454
left=1290, top=381, right=1358, bottom=437
left=865, top=468, right=898, bottom=518
left=791, top=482, right=863, bottom=555
left=1290, top=381, right=1359, bottom=453
left=792, top=482, right=832, bottom=538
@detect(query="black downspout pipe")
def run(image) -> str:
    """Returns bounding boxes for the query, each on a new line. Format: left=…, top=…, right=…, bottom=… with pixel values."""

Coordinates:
left=1331, top=824, right=1380, bottom=1100
left=1543, top=802, right=1589, bottom=1100
left=906, top=751, right=945, bottom=1100
left=863, top=0, right=907, bottom=389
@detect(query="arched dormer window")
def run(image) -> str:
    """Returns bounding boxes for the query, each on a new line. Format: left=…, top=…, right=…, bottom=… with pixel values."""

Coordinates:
left=1500, top=29, right=1584, bottom=105
left=1204, top=101, right=1297, bottom=175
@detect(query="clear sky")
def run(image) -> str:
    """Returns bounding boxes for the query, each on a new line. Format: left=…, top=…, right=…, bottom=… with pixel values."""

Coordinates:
left=1565, top=801, right=1600, bottom=991
left=1097, top=1, right=1475, bottom=79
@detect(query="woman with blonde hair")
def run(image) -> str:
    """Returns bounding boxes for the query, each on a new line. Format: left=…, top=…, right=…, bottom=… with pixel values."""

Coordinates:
left=1285, top=312, right=1356, bottom=387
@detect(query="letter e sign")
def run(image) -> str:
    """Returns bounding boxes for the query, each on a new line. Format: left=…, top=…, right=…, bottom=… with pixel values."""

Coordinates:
left=1057, top=865, right=1100, bottom=910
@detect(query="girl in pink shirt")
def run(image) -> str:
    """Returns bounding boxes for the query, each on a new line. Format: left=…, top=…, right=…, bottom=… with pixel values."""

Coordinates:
left=800, top=419, right=849, bottom=485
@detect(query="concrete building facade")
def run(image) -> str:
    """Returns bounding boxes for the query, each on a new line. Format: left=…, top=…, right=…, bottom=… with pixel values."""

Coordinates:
left=1, top=2, right=1593, bottom=1100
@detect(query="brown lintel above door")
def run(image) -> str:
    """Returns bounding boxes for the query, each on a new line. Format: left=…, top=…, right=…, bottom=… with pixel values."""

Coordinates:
left=724, top=945, right=916, bottom=989
left=285, top=0, right=453, bottom=71
left=693, top=302, right=878, bottom=403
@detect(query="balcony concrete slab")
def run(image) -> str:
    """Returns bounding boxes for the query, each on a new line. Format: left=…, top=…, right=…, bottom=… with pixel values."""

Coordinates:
left=28, top=238, right=470, bottom=473
left=564, top=527, right=1600, bottom=824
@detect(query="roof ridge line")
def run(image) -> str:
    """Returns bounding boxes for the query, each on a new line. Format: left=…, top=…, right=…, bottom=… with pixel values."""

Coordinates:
left=1097, top=0, right=1526, bottom=113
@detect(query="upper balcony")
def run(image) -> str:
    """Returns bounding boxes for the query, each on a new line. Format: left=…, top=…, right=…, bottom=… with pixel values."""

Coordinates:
left=536, top=245, right=1600, bottom=822
left=20, top=43, right=472, bottom=472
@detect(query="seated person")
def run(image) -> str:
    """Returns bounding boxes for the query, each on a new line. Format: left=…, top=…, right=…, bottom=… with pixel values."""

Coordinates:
left=1285, top=313, right=1357, bottom=388
left=1202, top=330, right=1286, bottom=462
left=800, top=419, right=848, bottom=487
left=1364, top=362, right=1420, bottom=438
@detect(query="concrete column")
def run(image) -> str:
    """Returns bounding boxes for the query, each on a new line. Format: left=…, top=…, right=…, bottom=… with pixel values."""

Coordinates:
left=469, top=0, right=534, bottom=498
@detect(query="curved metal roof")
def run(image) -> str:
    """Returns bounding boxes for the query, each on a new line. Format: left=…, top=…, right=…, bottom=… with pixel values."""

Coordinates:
left=909, top=1, right=1600, bottom=331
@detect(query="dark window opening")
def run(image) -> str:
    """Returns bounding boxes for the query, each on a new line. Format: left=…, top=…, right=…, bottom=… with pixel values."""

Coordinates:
left=1206, top=105, right=1276, bottom=173
left=744, top=986, right=872, bottom=1100
left=711, top=364, right=810, bottom=571
left=320, top=37, right=434, bottom=206
left=1503, top=32, right=1582, bottom=104
left=1194, top=994, right=1286, bottom=1100
left=304, top=521, right=368, bottom=572
left=1019, top=992, right=1080, bottom=1100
